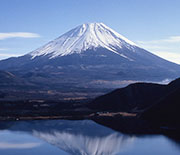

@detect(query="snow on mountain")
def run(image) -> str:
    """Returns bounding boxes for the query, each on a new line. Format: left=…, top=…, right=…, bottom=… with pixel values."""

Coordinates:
left=29, top=23, right=137, bottom=59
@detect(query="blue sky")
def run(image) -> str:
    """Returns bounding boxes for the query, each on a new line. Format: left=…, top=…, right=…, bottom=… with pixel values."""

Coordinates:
left=0, top=0, right=180, bottom=63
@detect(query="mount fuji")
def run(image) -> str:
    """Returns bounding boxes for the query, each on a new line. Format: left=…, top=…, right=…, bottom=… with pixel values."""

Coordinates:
left=30, top=23, right=136, bottom=59
left=0, top=23, right=180, bottom=99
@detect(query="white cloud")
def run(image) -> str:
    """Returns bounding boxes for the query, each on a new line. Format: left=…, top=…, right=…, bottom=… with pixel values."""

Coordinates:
left=151, top=51, right=180, bottom=64
left=136, top=36, right=180, bottom=64
left=0, top=32, right=40, bottom=60
left=0, top=32, right=40, bottom=40
left=0, top=53, right=21, bottom=57
left=0, top=142, right=41, bottom=149
left=0, top=48, right=8, bottom=51
left=164, top=36, right=180, bottom=43
left=0, top=53, right=22, bottom=60
left=137, top=36, right=180, bottom=44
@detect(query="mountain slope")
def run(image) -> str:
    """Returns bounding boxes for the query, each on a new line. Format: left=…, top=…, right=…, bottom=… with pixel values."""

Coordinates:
left=0, top=70, right=26, bottom=87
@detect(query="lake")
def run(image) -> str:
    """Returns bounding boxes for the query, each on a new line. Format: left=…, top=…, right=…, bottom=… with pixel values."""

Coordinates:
left=0, top=119, right=179, bottom=155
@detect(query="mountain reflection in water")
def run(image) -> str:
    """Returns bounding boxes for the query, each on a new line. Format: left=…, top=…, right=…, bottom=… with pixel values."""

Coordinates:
left=0, top=120, right=180, bottom=155
left=0, top=120, right=134, bottom=155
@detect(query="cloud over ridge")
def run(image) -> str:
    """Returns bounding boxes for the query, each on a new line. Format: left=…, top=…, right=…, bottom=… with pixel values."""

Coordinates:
left=0, top=32, right=40, bottom=40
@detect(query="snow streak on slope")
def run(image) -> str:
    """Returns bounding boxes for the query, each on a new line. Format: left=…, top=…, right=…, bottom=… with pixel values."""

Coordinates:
left=29, top=23, right=137, bottom=59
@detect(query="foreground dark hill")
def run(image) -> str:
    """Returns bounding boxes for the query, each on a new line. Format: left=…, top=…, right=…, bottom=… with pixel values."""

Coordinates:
left=90, top=78, right=180, bottom=113
left=0, top=23, right=180, bottom=97
left=142, top=80, right=180, bottom=128
left=90, top=83, right=165, bottom=111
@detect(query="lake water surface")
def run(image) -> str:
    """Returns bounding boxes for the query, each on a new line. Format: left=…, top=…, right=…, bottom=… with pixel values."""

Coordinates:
left=0, top=119, right=179, bottom=155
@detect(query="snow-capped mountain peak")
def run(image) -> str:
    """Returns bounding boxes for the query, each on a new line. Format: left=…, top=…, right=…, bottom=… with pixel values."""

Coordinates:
left=29, top=22, right=137, bottom=59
